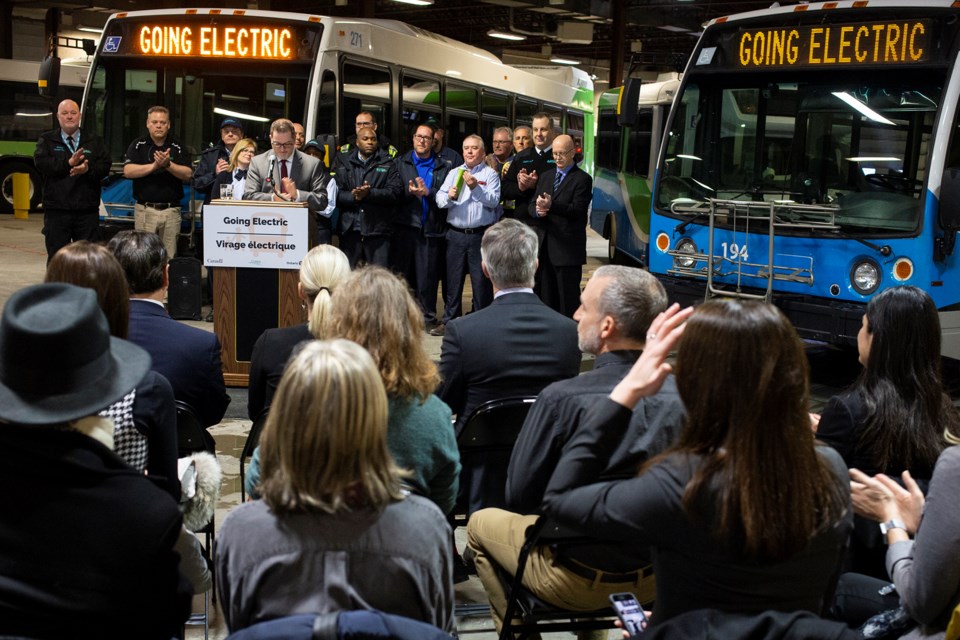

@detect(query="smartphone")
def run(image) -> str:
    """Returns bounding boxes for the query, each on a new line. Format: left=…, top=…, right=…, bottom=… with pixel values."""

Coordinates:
left=609, top=592, right=648, bottom=636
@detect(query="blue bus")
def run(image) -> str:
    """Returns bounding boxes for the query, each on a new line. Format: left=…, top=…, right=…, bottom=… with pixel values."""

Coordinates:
left=647, top=0, right=960, bottom=358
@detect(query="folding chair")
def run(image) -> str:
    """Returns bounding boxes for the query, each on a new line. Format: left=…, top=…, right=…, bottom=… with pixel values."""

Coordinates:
left=240, top=408, right=269, bottom=502
left=498, top=517, right=626, bottom=640
left=455, top=395, right=537, bottom=517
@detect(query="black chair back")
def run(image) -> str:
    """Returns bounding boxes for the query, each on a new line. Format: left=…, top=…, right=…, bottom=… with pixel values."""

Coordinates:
left=456, top=396, right=536, bottom=516
left=175, top=400, right=214, bottom=457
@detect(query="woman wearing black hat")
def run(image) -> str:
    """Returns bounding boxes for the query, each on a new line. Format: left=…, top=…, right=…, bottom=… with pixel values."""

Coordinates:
left=0, top=283, right=191, bottom=638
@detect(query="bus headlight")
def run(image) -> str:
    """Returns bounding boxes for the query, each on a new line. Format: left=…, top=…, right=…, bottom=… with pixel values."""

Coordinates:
left=675, top=239, right=697, bottom=268
left=851, top=260, right=880, bottom=295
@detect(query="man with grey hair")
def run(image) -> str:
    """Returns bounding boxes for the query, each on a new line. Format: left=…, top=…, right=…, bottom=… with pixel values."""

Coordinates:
left=438, top=218, right=580, bottom=515
left=433, top=134, right=501, bottom=335
left=466, top=265, right=686, bottom=636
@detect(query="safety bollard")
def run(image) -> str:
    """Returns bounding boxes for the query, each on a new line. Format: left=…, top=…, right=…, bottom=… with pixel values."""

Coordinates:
left=12, top=173, right=30, bottom=219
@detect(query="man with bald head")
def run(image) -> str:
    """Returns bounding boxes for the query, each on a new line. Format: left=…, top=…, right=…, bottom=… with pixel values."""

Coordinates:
left=531, top=133, right=593, bottom=317
left=34, top=99, right=111, bottom=261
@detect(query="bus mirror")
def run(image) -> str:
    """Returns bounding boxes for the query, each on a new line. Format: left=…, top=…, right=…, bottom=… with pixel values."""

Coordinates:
left=937, top=167, right=960, bottom=259
left=617, top=78, right=642, bottom=127
left=38, top=56, right=60, bottom=98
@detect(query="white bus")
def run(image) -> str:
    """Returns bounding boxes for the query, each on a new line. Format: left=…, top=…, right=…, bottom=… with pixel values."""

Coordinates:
left=0, top=60, right=87, bottom=213
left=77, top=9, right=595, bottom=217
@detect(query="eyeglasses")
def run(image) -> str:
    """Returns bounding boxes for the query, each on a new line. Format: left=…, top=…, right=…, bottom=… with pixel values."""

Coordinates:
left=240, top=148, right=255, bottom=154
left=414, top=134, right=433, bottom=142
left=493, top=140, right=512, bottom=145
left=271, top=141, right=294, bottom=149
left=553, top=149, right=574, bottom=157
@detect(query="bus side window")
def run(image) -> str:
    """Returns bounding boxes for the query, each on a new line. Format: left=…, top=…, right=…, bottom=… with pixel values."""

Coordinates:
left=315, top=70, right=337, bottom=144
left=341, top=62, right=391, bottom=146
left=596, top=108, right=620, bottom=171
left=625, top=108, right=654, bottom=177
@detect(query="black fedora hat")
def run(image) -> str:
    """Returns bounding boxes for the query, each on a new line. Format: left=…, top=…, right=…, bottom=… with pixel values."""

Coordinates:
left=0, top=283, right=151, bottom=425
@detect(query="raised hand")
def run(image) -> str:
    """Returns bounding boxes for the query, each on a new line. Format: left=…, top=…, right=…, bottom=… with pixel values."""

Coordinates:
left=610, top=303, right=693, bottom=409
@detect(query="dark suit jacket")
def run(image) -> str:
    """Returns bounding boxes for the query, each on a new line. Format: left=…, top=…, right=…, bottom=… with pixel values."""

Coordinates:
left=0, top=424, right=191, bottom=638
left=438, top=292, right=580, bottom=433
left=128, top=299, right=230, bottom=428
left=247, top=323, right=313, bottom=420
left=530, top=164, right=593, bottom=266
left=437, top=291, right=580, bottom=513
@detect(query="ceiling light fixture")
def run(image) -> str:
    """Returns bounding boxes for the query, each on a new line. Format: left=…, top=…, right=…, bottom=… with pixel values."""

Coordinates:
left=213, top=107, right=270, bottom=123
left=391, top=0, right=434, bottom=5
left=488, top=29, right=526, bottom=41
left=550, top=56, right=580, bottom=65
left=77, top=26, right=104, bottom=34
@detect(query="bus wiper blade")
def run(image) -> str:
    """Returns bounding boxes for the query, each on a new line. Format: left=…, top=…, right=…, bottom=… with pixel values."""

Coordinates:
left=831, top=229, right=892, bottom=256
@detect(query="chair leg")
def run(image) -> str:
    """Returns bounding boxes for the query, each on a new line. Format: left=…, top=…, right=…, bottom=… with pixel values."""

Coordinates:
left=240, top=459, right=246, bottom=503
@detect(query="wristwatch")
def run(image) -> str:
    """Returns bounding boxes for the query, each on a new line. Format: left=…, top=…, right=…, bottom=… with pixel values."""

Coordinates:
left=879, top=519, right=907, bottom=537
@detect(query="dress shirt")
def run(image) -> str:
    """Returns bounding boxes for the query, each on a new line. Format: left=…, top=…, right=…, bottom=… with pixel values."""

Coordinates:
left=494, top=287, right=534, bottom=299
left=62, top=130, right=78, bottom=151
left=436, top=162, right=501, bottom=229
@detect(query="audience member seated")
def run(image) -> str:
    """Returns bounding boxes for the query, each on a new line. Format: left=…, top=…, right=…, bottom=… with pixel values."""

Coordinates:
left=216, top=340, right=454, bottom=633
left=212, top=137, right=257, bottom=201
left=437, top=218, right=580, bottom=514
left=0, top=283, right=190, bottom=637
left=109, top=230, right=230, bottom=430
left=816, top=286, right=959, bottom=579
left=330, top=266, right=460, bottom=514
left=831, top=437, right=960, bottom=639
left=247, top=244, right=350, bottom=420
left=538, top=301, right=852, bottom=627
left=466, top=266, right=685, bottom=636
left=45, top=240, right=180, bottom=499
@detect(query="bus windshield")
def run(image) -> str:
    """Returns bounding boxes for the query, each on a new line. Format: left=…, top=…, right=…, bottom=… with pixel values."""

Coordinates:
left=84, top=57, right=311, bottom=165
left=656, top=69, right=943, bottom=234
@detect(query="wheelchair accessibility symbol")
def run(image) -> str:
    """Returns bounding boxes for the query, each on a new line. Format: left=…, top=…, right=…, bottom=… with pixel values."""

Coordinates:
left=103, top=36, right=122, bottom=53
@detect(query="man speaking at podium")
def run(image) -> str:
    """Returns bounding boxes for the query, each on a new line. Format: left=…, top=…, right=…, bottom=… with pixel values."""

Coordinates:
left=244, top=118, right=332, bottom=245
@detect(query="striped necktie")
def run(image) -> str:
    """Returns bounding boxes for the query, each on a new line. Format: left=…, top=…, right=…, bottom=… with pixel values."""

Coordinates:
left=66, top=136, right=76, bottom=153
left=554, top=169, right=563, bottom=191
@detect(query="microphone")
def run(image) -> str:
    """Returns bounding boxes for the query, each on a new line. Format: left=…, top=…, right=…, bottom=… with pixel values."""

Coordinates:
left=266, top=153, right=276, bottom=186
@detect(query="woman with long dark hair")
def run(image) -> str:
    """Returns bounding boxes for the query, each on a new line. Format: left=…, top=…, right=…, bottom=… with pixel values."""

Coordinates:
left=817, top=285, right=959, bottom=577
left=538, top=301, right=852, bottom=625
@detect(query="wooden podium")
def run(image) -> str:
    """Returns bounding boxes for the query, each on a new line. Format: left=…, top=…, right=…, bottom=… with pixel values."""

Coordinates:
left=204, top=201, right=310, bottom=387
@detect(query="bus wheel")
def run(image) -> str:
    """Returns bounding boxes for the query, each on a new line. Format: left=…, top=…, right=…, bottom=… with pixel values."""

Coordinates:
left=607, top=214, right=626, bottom=265
left=0, top=162, right=42, bottom=215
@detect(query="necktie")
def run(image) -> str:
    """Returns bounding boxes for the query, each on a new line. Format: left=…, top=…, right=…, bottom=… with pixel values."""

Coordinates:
left=66, top=136, right=76, bottom=153
left=280, top=159, right=288, bottom=181
left=554, top=170, right=563, bottom=191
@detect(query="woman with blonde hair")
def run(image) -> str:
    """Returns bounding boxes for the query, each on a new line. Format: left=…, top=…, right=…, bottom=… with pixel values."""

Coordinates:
left=247, top=244, right=350, bottom=420
left=330, top=266, right=460, bottom=514
left=212, top=137, right=257, bottom=200
left=217, top=340, right=454, bottom=633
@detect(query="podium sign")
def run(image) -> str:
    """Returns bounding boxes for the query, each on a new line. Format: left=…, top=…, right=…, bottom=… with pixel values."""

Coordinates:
left=204, top=201, right=308, bottom=386
left=203, top=200, right=309, bottom=270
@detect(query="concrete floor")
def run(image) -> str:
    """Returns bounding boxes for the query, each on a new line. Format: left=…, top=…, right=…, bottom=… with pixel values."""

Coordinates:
left=0, top=213, right=613, bottom=639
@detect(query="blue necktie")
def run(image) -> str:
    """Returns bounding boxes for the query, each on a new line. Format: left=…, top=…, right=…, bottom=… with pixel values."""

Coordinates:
left=554, top=170, right=563, bottom=191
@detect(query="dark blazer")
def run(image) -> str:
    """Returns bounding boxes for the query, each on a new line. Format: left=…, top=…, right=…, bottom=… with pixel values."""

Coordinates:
left=247, top=323, right=313, bottom=420
left=438, top=292, right=580, bottom=434
left=530, top=164, right=593, bottom=266
left=0, top=424, right=191, bottom=638
left=127, top=299, right=230, bottom=428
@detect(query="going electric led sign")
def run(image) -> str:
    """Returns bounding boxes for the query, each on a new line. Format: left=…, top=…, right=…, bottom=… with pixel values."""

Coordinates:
left=137, top=24, right=294, bottom=59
